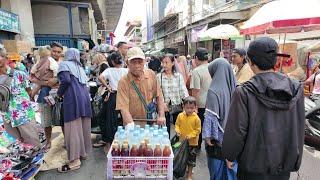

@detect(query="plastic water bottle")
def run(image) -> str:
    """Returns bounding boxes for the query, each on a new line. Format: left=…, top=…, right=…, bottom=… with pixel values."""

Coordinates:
left=153, top=129, right=159, bottom=137
left=154, top=125, right=159, bottom=130
left=119, top=129, right=125, bottom=140
left=139, top=128, right=145, bottom=142
left=149, top=127, right=154, bottom=137
left=144, top=128, right=150, bottom=140
left=128, top=129, right=135, bottom=145
left=152, top=134, right=159, bottom=149
left=145, top=124, right=150, bottom=130
left=132, top=131, right=139, bottom=146
left=114, top=126, right=124, bottom=141
left=162, top=126, right=168, bottom=133
left=118, top=133, right=125, bottom=147
left=158, top=134, right=164, bottom=148
left=163, top=131, right=169, bottom=140
left=127, top=129, right=134, bottom=142
left=135, top=125, right=141, bottom=130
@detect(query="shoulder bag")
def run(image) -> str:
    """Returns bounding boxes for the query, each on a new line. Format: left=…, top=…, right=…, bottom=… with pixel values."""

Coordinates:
left=131, top=80, right=157, bottom=120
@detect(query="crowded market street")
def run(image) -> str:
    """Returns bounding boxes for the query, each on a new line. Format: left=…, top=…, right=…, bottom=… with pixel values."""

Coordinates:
left=1, top=0, right=320, bottom=180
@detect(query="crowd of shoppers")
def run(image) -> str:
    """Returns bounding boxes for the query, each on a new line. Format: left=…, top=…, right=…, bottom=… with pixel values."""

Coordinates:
left=0, top=37, right=305, bottom=179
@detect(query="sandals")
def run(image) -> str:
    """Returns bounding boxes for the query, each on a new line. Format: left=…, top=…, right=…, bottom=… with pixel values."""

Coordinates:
left=92, top=140, right=106, bottom=148
left=58, top=164, right=80, bottom=173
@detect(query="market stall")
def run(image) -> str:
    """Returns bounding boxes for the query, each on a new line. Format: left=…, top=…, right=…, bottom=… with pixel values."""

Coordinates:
left=240, top=0, right=320, bottom=74
left=0, top=115, right=44, bottom=180
left=198, top=24, right=243, bottom=61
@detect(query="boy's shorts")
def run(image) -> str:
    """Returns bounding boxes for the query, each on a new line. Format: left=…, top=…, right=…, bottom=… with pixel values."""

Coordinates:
left=187, top=146, right=198, bottom=167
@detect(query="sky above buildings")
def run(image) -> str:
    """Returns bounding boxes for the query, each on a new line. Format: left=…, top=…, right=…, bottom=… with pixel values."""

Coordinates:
left=114, top=0, right=145, bottom=43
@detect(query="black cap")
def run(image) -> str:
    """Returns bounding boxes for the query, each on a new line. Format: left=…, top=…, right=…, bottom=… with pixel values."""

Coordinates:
left=247, top=37, right=278, bottom=70
left=195, top=48, right=208, bottom=61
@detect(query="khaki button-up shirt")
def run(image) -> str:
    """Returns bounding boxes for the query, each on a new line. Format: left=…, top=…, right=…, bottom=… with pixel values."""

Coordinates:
left=116, top=69, right=163, bottom=122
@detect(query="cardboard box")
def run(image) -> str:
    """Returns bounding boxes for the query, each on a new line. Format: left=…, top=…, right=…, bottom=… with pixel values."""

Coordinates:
left=3, top=40, right=32, bottom=54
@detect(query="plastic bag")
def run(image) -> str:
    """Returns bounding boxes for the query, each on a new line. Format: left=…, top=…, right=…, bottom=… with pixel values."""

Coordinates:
left=171, top=134, right=179, bottom=146
left=173, top=139, right=189, bottom=178
left=170, top=135, right=181, bottom=154
left=52, top=101, right=63, bottom=126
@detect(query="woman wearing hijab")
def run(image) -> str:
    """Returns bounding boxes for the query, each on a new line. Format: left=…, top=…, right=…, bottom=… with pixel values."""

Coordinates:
left=57, top=48, right=92, bottom=173
left=232, top=48, right=254, bottom=84
left=202, top=58, right=238, bottom=180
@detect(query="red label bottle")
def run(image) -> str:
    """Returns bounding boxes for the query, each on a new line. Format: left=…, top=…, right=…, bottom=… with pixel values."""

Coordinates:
left=138, top=141, right=146, bottom=157
left=162, top=145, right=171, bottom=175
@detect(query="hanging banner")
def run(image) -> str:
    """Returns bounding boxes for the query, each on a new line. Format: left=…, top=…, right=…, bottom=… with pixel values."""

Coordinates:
left=190, top=24, right=207, bottom=42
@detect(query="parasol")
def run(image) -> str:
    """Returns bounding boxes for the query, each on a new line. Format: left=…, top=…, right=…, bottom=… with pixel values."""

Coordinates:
left=199, top=24, right=242, bottom=41
left=240, top=0, right=320, bottom=35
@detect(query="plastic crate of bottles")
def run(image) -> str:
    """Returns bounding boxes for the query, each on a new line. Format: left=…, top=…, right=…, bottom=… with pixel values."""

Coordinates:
left=106, top=124, right=174, bottom=179
left=106, top=148, right=173, bottom=179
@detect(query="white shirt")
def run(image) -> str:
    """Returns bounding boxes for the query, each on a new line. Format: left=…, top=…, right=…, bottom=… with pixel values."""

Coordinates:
left=101, top=67, right=128, bottom=91
left=48, top=57, right=59, bottom=76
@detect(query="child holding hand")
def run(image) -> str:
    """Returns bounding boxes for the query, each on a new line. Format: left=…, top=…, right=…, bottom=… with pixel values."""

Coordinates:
left=175, top=96, right=201, bottom=180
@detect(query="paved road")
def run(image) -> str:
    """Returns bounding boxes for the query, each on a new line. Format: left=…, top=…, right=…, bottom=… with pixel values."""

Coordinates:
left=36, top=131, right=320, bottom=180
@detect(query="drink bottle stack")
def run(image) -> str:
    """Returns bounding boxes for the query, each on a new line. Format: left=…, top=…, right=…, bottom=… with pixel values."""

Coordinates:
left=106, top=124, right=174, bottom=179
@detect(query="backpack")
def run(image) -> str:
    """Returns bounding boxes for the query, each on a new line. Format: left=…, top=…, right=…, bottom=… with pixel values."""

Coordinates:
left=0, top=69, right=14, bottom=112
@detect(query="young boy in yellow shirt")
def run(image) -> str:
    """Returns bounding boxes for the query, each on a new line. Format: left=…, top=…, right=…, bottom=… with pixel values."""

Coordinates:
left=175, top=96, right=201, bottom=180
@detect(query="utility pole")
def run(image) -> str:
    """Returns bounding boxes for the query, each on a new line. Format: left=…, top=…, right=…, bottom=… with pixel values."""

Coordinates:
left=187, top=0, right=193, bottom=54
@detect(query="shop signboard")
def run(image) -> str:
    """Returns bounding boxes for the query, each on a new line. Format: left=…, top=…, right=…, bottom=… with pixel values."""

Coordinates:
left=0, top=8, right=20, bottom=33
left=165, top=29, right=185, bottom=47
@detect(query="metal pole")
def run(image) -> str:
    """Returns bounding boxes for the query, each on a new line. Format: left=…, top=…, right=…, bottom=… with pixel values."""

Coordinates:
left=279, top=33, right=287, bottom=73
left=67, top=4, right=74, bottom=47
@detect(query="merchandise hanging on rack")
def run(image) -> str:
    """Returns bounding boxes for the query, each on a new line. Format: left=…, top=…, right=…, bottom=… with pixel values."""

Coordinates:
left=0, top=114, right=44, bottom=180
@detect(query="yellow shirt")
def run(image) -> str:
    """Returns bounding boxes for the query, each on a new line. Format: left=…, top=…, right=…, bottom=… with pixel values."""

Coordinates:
left=175, top=112, right=201, bottom=146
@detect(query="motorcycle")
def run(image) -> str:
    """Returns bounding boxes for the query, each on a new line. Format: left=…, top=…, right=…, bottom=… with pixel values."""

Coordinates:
left=88, top=78, right=101, bottom=134
left=305, top=97, right=320, bottom=150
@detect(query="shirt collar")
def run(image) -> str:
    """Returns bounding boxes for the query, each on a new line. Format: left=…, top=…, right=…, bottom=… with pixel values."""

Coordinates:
left=128, top=69, right=150, bottom=81
left=162, top=72, right=179, bottom=79
left=183, top=111, right=197, bottom=116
